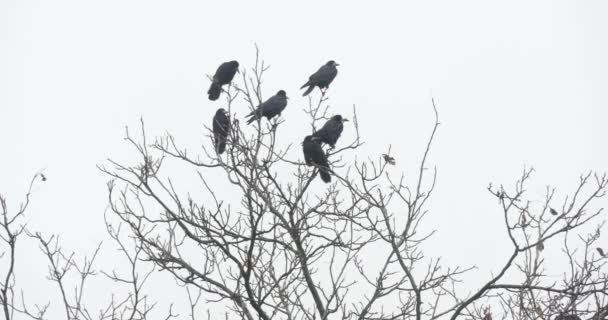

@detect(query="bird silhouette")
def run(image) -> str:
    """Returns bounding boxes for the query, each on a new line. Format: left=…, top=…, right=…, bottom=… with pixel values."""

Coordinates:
left=212, top=108, right=230, bottom=154
left=302, top=136, right=331, bottom=183
left=301, top=60, right=339, bottom=96
left=246, top=90, right=288, bottom=124
left=208, top=61, right=239, bottom=101
left=312, top=115, right=348, bottom=148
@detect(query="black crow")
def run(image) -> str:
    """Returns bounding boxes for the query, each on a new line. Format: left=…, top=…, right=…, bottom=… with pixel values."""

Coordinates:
left=312, top=115, right=348, bottom=148
left=208, top=61, right=239, bottom=101
left=302, top=136, right=331, bottom=183
left=301, top=60, right=339, bottom=96
left=549, top=208, right=558, bottom=215
left=246, top=90, right=288, bottom=124
left=598, top=247, right=605, bottom=257
left=212, top=108, right=230, bottom=154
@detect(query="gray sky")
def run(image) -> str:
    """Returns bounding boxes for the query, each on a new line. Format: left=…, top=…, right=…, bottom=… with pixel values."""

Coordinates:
left=1, top=0, right=607, bottom=318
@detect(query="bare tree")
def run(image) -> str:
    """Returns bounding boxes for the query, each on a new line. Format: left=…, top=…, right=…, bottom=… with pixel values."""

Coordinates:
left=95, top=49, right=607, bottom=320
left=3, top=177, right=173, bottom=320
left=0, top=173, right=48, bottom=320
left=17, top=220, right=176, bottom=320
left=5, top=49, right=604, bottom=320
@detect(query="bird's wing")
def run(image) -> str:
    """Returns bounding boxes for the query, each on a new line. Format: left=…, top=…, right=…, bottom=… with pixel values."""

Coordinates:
left=322, top=119, right=342, bottom=135
left=247, top=97, right=270, bottom=117
left=213, top=62, right=228, bottom=79
left=310, top=65, right=335, bottom=83
left=213, top=113, right=229, bottom=134
left=257, top=98, right=271, bottom=115
left=326, top=119, right=341, bottom=132
left=216, top=62, right=238, bottom=84
left=212, top=114, right=221, bottom=133
left=220, top=113, right=230, bottom=131
left=262, top=96, right=284, bottom=115
left=219, top=62, right=233, bottom=74
left=308, top=65, right=327, bottom=82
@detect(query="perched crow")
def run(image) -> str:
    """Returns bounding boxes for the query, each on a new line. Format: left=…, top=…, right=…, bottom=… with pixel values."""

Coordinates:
left=302, top=136, right=331, bottom=183
left=208, top=61, right=239, bottom=101
left=598, top=247, right=605, bottom=257
left=212, top=108, right=230, bottom=154
left=383, top=154, right=396, bottom=165
left=312, top=115, right=348, bottom=148
left=301, top=60, right=339, bottom=96
left=246, top=90, right=288, bottom=124
left=549, top=208, right=558, bottom=215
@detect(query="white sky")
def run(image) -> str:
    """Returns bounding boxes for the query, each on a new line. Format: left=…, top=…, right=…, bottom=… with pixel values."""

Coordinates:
left=1, top=0, right=607, bottom=318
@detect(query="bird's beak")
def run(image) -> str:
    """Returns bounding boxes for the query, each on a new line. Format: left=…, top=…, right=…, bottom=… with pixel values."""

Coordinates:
left=342, top=118, right=349, bottom=122
left=236, top=69, right=241, bottom=74
left=335, top=62, right=340, bottom=66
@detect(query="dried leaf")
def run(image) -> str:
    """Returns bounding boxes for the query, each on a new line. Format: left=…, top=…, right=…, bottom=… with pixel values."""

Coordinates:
left=537, top=241, right=545, bottom=251
left=382, top=154, right=396, bottom=165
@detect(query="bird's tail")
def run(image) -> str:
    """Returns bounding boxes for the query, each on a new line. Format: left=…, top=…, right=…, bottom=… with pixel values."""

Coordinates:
left=246, top=113, right=258, bottom=125
left=302, top=85, right=314, bottom=96
left=214, top=135, right=227, bottom=154
left=318, top=167, right=331, bottom=183
left=300, top=81, right=311, bottom=89
left=208, top=82, right=221, bottom=101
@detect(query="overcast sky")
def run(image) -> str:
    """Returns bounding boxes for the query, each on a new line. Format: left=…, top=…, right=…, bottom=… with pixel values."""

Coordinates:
left=1, top=0, right=607, bottom=318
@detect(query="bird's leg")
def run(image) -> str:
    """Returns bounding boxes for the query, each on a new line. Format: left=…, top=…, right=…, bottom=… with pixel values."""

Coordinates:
left=270, top=118, right=279, bottom=131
